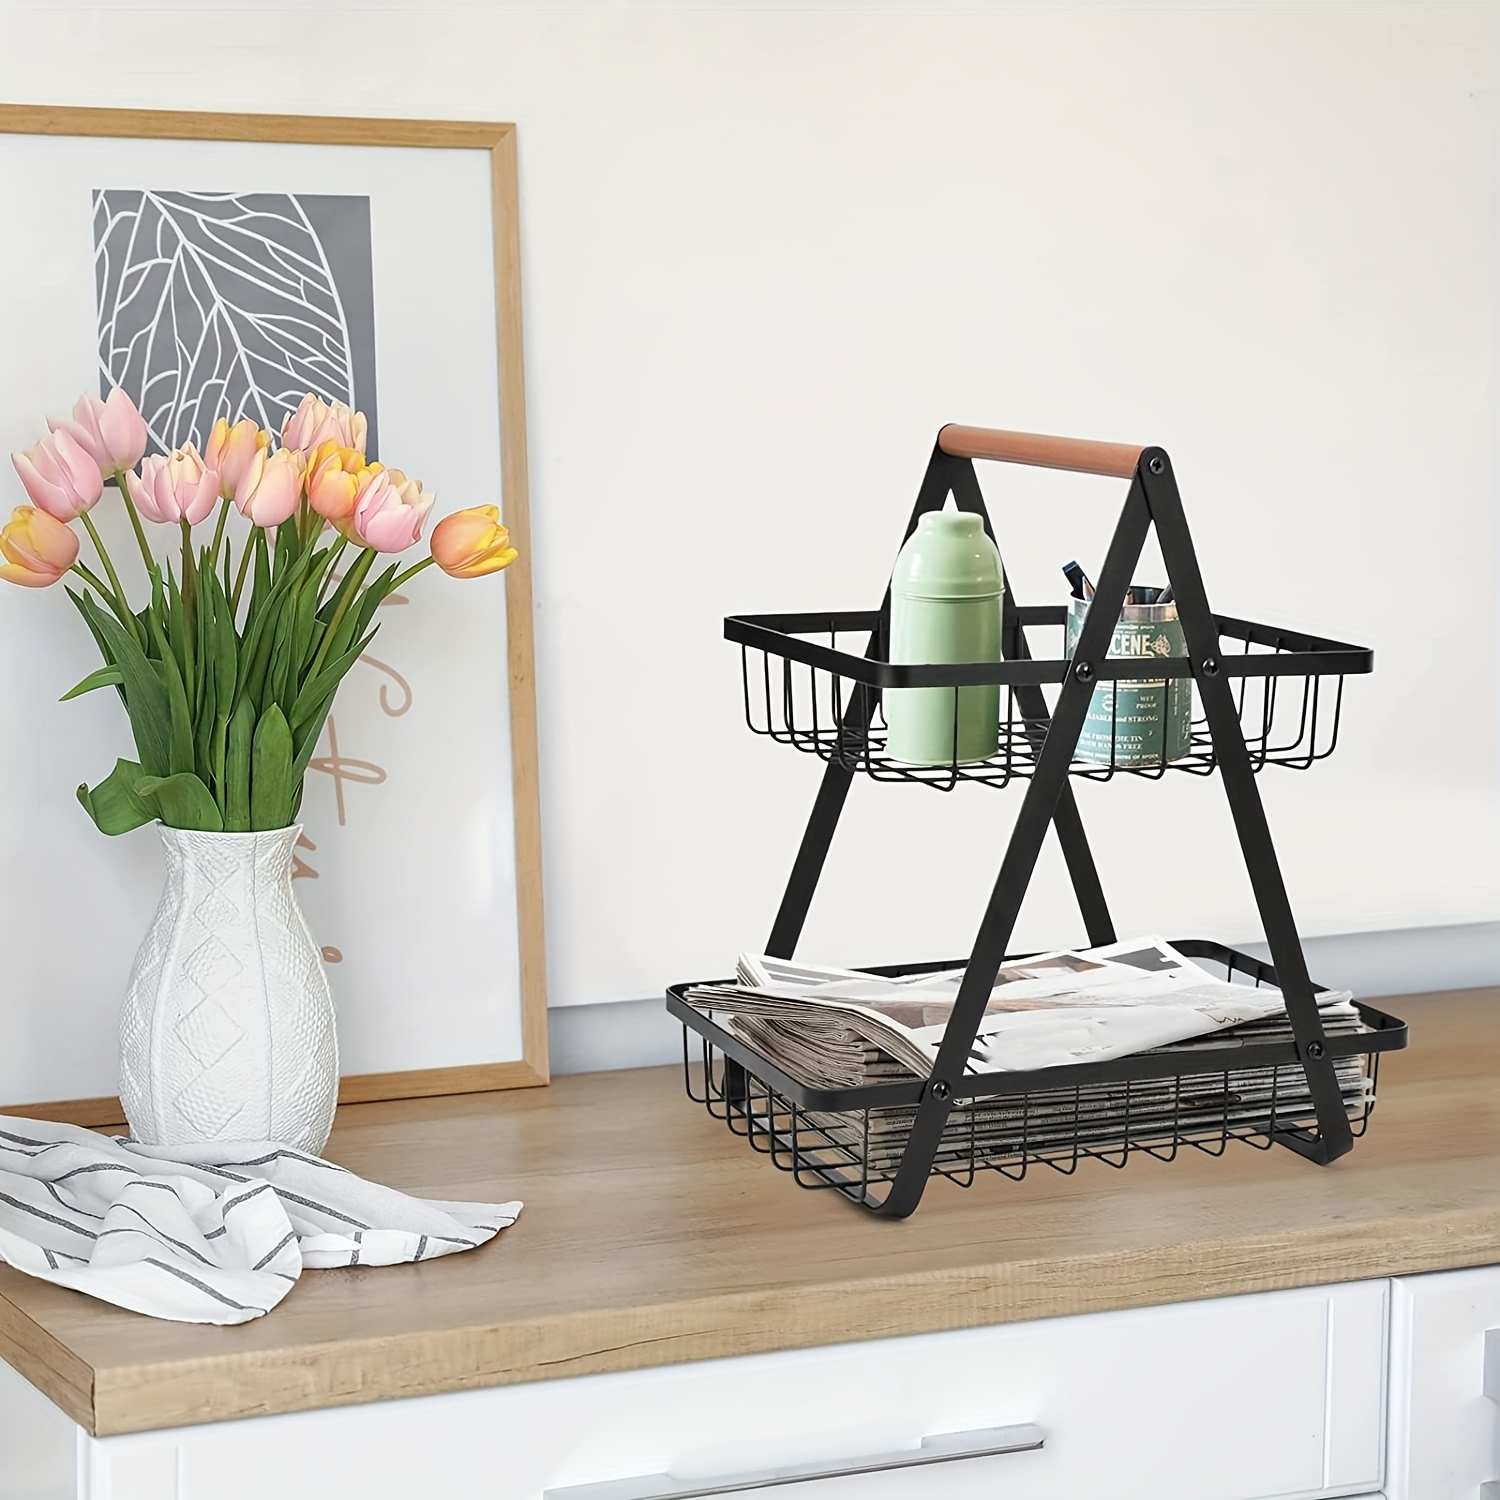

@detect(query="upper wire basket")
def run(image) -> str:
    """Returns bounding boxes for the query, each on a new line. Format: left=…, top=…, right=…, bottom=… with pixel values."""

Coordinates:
left=730, top=605, right=1371, bottom=790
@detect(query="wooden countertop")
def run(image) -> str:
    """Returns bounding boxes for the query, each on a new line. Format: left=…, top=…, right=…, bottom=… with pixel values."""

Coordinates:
left=2, top=987, right=1498, bottom=1438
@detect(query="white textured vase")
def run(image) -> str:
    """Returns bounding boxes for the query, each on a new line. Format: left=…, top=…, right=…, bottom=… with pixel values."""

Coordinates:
left=120, top=825, right=339, bottom=1154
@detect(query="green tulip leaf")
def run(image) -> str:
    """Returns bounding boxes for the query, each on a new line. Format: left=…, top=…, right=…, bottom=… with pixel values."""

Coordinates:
left=206, top=568, right=237, bottom=725
left=264, top=602, right=299, bottom=716
left=145, top=591, right=195, bottom=776
left=291, top=688, right=338, bottom=786
left=351, top=562, right=400, bottom=641
left=250, top=703, right=294, bottom=831
left=75, top=594, right=172, bottom=778
left=224, top=696, right=255, bottom=833
left=286, top=571, right=321, bottom=698
left=76, top=758, right=155, bottom=836
left=134, top=772, right=224, bottom=833
left=290, top=627, right=376, bottom=737
left=65, top=587, right=118, bottom=668
left=60, top=665, right=124, bottom=702
left=165, top=569, right=192, bottom=711
left=241, top=548, right=314, bottom=707
left=193, top=663, right=217, bottom=792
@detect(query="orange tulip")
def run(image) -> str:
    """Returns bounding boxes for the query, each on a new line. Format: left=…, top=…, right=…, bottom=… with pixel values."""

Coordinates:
left=429, top=505, right=518, bottom=579
left=305, top=440, right=368, bottom=521
left=0, top=505, right=79, bottom=588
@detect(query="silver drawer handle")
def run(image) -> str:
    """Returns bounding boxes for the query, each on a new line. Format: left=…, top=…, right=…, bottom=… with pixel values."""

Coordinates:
left=542, top=1423, right=1045, bottom=1499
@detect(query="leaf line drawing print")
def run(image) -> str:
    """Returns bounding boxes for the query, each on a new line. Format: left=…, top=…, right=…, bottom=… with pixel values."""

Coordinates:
left=92, top=189, right=379, bottom=456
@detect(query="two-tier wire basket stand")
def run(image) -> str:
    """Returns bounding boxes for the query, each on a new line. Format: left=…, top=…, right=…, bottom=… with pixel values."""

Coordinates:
left=668, top=424, right=1407, bottom=1218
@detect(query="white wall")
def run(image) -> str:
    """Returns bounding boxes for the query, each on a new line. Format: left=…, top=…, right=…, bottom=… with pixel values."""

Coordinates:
left=0, top=1, right=1495, bottom=1045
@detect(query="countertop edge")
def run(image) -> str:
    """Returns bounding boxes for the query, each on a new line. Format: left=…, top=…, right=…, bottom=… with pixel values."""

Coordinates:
left=77, top=1204, right=1500, bottom=1436
left=0, top=1290, right=95, bottom=1432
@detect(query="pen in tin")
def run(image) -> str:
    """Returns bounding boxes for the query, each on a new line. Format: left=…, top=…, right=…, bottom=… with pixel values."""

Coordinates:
left=1062, top=561, right=1094, bottom=599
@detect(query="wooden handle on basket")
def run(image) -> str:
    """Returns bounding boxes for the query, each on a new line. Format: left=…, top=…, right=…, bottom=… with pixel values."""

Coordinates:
left=938, top=424, right=1145, bottom=479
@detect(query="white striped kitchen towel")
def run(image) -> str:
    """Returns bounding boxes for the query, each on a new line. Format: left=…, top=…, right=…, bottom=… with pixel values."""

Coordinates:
left=0, top=1116, right=521, bottom=1325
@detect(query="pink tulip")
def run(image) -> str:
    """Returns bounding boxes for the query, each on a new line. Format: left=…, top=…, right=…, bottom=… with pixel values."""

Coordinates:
left=349, top=466, right=434, bottom=553
left=0, top=505, right=79, bottom=588
left=11, top=428, right=105, bottom=521
left=48, top=387, right=148, bottom=474
left=280, top=393, right=367, bottom=457
left=204, top=417, right=271, bottom=501
left=235, top=448, right=303, bottom=527
left=126, top=444, right=220, bottom=525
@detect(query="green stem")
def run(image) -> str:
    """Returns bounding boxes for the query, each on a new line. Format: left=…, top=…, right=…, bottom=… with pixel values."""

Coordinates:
left=69, top=560, right=115, bottom=599
left=317, top=539, right=350, bottom=606
left=179, top=518, right=197, bottom=704
left=207, top=498, right=232, bottom=576
left=80, top=512, right=141, bottom=644
left=389, top=555, right=436, bottom=593
left=180, top=516, right=198, bottom=631
left=68, top=561, right=138, bottom=635
left=306, top=547, right=375, bottom=682
left=115, top=471, right=155, bottom=573
left=298, top=500, right=320, bottom=554
left=230, top=529, right=257, bottom=615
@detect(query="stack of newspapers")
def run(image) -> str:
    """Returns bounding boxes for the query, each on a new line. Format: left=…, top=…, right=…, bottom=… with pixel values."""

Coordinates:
left=683, top=938, right=1374, bottom=1169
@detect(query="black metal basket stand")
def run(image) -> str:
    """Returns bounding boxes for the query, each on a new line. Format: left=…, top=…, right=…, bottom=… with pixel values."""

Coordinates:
left=668, top=425, right=1407, bottom=1218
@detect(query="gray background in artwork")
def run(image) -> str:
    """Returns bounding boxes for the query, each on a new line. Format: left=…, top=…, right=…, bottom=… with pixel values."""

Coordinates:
left=298, top=194, right=379, bottom=459
left=92, top=189, right=379, bottom=458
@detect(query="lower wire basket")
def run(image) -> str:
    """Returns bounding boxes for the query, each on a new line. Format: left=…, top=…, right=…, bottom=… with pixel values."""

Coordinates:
left=666, top=942, right=1407, bottom=1204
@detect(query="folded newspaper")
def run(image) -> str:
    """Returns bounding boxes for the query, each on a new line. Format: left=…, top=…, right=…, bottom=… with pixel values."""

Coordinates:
left=683, top=937, right=1363, bottom=1081
left=683, top=938, right=1373, bottom=1168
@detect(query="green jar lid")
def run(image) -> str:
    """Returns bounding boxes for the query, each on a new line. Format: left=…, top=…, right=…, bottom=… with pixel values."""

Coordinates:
left=892, top=512, right=1004, bottom=600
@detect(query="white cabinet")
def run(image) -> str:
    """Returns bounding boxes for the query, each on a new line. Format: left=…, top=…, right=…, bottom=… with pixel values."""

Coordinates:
left=1386, top=1263, right=1500, bottom=1499
left=0, top=1355, right=76, bottom=1500
left=0, top=1279, right=1388, bottom=1500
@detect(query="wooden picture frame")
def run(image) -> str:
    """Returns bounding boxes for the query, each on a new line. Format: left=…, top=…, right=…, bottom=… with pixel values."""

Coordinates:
left=0, top=106, right=547, bottom=1125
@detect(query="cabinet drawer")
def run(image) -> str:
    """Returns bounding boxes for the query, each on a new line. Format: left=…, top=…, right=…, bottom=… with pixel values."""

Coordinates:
left=1387, top=1263, right=1500, bottom=1499
left=90, top=1281, right=1387, bottom=1500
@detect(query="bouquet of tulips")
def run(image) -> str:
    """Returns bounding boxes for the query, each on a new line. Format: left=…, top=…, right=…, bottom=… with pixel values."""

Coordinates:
left=6, top=388, right=517, bottom=835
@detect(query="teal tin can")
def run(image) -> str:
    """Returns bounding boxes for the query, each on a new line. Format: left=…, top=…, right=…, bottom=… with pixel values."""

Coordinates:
left=884, top=512, right=1003, bottom=765
left=1065, top=596, right=1191, bottom=766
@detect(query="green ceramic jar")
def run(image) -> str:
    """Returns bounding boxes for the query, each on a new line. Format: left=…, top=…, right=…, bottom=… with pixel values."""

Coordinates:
left=884, top=512, right=1003, bottom=765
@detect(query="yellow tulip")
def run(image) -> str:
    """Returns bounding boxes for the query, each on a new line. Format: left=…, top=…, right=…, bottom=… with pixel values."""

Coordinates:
left=204, top=417, right=272, bottom=501
left=429, top=505, right=518, bottom=579
left=0, top=505, right=79, bottom=588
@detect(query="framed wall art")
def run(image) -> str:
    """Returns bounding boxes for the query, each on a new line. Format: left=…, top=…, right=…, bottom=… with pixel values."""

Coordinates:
left=0, top=106, right=546, bottom=1122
